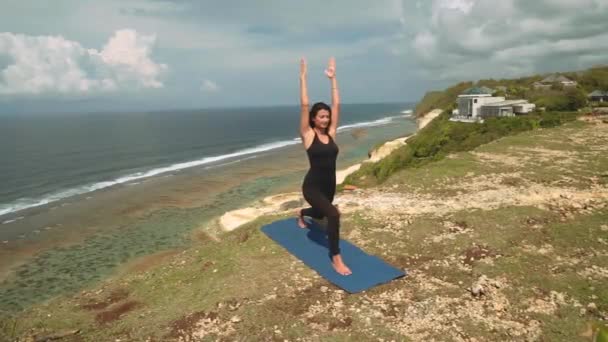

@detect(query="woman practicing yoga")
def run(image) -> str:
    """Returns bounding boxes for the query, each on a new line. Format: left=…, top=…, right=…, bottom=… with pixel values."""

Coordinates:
left=296, top=57, right=351, bottom=276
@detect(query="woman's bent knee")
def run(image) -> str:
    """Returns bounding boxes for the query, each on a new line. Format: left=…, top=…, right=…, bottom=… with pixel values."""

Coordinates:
left=327, top=206, right=340, bottom=219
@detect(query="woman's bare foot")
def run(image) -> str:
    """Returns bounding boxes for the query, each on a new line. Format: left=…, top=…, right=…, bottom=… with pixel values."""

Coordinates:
left=296, top=209, right=307, bottom=228
left=331, top=254, right=352, bottom=276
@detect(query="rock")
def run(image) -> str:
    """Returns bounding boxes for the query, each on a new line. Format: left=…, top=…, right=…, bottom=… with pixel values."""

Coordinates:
left=231, top=315, right=242, bottom=323
left=470, top=275, right=489, bottom=297
left=228, top=301, right=240, bottom=311
left=470, top=283, right=485, bottom=297
left=343, top=185, right=358, bottom=191
left=587, top=302, right=598, bottom=313
left=279, top=200, right=303, bottom=211
left=320, top=286, right=328, bottom=293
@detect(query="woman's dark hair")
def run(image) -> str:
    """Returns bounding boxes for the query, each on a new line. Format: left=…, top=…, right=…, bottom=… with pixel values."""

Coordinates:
left=309, top=102, right=332, bottom=133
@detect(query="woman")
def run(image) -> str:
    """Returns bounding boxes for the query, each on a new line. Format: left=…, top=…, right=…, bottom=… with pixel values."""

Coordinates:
left=296, top=57, right=351, bottom=276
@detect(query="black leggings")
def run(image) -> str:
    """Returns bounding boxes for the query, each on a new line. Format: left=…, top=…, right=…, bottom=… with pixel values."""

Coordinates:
left=301, top=183, right=340, bottom=256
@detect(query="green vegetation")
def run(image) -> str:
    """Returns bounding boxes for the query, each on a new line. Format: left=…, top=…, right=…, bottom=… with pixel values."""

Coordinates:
left=527, top=87, right=588, bottom=111
left=413, top=81, right=472, bottom=116
left=414, top=65, right=608, bottom=120
left=565, top=65, right=608, bottom=92
left=477, top=65, right=608, bottom=96
left=345, top=110, right=580, bottom=186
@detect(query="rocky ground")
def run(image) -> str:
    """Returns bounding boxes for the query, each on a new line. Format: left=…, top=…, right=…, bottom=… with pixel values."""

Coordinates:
left=4, top=116, right=608, bottom=341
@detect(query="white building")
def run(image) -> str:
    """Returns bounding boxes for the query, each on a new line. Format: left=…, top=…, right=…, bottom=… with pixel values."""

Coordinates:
left=479, top=100, right=536, bottom=117
left=451, top=87, right=536, bottom=123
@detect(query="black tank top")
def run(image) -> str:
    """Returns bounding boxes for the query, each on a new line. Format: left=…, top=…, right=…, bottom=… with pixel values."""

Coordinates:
left=306, top=130, right=339, bottom=176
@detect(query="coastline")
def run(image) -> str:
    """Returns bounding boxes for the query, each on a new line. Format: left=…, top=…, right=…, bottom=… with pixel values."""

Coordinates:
left=5, top=111, right=608, bottom=341
left=217, top=109, right=443, bottom=232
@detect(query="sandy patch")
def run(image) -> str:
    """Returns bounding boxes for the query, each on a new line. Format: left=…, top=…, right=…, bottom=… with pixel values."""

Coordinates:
left=336, top=163, right=362, bottom=184
left=366, top=136, right=411, bottom=163
left=219, top=192, right=303, bottom=231
left=417, top=109, right=443, bottom=130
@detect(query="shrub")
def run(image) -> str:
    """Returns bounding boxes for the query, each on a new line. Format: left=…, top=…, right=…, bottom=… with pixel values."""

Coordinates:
left=344, top=111, right=580, bottom=185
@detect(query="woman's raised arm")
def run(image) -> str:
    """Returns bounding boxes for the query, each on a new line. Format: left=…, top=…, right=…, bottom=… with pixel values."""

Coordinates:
left=325, top=57, right=340, bottom=137
left=299, top=58, right=311, bottom=137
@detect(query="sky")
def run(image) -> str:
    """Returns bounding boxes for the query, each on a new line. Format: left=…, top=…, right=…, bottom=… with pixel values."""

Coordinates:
left=1, top=0, right=608, bottom=114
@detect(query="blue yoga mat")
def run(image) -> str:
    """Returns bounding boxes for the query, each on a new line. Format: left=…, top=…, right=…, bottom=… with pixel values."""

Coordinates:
left=261, top=217, right=406, bottom=293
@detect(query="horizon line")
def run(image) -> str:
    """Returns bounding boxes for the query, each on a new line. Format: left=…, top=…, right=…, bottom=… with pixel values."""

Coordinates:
left=0, top=100, right=419, bottom=116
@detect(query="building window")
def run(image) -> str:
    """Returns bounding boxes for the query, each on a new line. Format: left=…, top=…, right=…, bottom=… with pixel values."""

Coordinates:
left=474, top=99, right=478, bottom=103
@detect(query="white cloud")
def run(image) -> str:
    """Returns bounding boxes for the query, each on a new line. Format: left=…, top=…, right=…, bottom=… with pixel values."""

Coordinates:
left=92, top=29, right=166, bottom=88
left=401, top=0, right=608, bottom=81
left=201, top=79, right=219, bottom=92
left=0, top=29, right=166, bottom=95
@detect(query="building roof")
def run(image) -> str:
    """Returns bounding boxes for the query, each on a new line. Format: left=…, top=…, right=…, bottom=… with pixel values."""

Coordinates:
left=541, top=74, right=573, bottom=83
left=589, top=90, right=608, bottom=97
left=461, top=86, right=495, bottom=95
left=533, top=81, right=548, bottom=86
left=480, top=100, right=529, bottom=107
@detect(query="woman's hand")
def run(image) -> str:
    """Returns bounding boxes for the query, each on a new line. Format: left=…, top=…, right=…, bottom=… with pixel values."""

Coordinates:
left=300, top=57, right=307, bottom=79
left=324, top=57, right=336, bottom=79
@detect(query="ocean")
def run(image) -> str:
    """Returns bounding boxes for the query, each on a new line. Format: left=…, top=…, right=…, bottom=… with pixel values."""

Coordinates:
left=0, top=103, right=414, bottom=221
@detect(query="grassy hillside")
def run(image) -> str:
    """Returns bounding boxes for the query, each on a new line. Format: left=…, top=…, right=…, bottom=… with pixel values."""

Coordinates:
left=344, top=111, right=580, bottom=187
left=370, top=65, right=608, bottom=190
